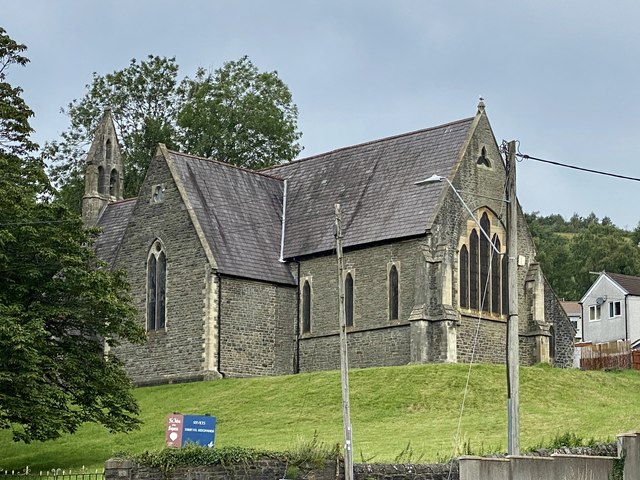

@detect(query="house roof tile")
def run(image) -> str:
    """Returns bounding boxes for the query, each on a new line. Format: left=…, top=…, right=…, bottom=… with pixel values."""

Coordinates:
left=606, top=272, right=640, bottom=296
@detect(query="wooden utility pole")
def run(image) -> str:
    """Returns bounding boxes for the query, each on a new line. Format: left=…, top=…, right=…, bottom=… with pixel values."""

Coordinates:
left=335, top=204, right=354, bottom=480
left=506, top=140, right=520, bottom=455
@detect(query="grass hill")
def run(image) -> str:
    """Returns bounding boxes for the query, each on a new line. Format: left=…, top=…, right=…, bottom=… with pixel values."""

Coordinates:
left=2, top=363, right=639, bottom=471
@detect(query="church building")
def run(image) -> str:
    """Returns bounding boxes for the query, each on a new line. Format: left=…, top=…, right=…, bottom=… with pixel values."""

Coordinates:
left=84, top=103, right=574, bottom=385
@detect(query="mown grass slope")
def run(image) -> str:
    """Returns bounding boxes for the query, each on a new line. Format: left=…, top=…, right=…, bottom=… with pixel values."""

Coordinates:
left=1, top=363, right=639, bottom=471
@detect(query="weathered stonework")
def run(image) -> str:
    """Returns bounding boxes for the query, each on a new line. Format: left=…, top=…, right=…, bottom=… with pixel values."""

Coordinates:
left=92, top=105, right=574, bottom=385
left=219, top=277, right=296, bottom=377
left=111, top=151, right=213, bottom=385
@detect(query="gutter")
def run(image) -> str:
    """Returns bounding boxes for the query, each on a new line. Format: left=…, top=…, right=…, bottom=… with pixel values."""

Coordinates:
left=625, top=294, right=629, bottom=341
left=279, top=179, right=288, bottom=263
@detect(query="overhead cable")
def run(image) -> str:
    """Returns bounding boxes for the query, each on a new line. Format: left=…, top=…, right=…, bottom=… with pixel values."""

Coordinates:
left=517, top=153, right=640, bottom=183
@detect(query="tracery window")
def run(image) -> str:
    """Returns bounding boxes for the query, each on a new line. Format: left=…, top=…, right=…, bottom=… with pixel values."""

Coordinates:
left=459, top=211, right=506, bottom=316
left=147, top=240, right=166, bottom=331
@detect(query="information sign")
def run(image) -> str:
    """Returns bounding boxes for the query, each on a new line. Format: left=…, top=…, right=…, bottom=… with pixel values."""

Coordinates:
left=166, top=413, right=216, bottom=448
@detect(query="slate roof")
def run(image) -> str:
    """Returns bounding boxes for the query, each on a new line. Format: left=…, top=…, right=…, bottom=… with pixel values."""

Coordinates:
left=266, top=117, right=475, bottom=258
left=169, top=151, right=295, bottom=285
left=607, top=272, right=640, bottom=296
left=560, top=301, right=581, bottom=316
left=95, top=198, right=136, bottom=266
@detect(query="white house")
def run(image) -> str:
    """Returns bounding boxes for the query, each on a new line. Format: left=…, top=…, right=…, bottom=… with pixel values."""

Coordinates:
left=561, top=301, right=582, bottom=341
left=579, top=272, right=640, bottom=344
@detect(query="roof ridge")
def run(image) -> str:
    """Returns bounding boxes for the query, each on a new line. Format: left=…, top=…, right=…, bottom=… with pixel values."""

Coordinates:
left=107, top=197, right=138, bottom=205
left=166, top=149, right=284, bottom=182
left=263, top=116, right=475, bottom=172
left=607, top=271, right=640, bottom=279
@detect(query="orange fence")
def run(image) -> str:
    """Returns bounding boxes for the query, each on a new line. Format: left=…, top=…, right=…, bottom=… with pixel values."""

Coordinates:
left=578, top=340, right=638, bottom=370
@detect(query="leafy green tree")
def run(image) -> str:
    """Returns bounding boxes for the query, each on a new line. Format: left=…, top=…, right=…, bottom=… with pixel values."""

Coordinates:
left=177, top=56, right=302, bottom=169
left=569, top=223, right=640, bottom=298
left=45, top=56, right=182, bottom=210
left=526, top=212, right=640, bottom=300
left=0, top=28, right=145, bottom=443
left=46, top=55, right=302, bottom=212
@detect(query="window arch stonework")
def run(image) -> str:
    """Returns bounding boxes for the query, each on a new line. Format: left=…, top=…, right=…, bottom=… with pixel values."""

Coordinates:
left=345, top=272, right=354, bottom=327
left=457, top=209, right=506, bottom=318
left=147, top=240, right=167, bottom=331
left=301, top=278, right=312, bottom=334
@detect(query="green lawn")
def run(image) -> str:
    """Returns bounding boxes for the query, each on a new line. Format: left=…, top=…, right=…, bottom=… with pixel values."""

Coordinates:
left=1, top=363, right=639, bottom=471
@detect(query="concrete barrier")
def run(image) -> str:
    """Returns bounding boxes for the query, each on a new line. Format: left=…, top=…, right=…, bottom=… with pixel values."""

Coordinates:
left=460, top=431, right=640, bottom=479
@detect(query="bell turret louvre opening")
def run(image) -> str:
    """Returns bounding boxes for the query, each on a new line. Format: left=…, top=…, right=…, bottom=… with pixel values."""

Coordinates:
left=82, top=109, right=125, bottom=226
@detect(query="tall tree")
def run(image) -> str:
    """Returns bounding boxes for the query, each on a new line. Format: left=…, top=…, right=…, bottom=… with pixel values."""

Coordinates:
left=45, top=56, right=182, bottom=210
left=0, top=27, right=145, bottom=443
left=177, top=56, right=302, bottom=169
left=46, top=55, right=302, bottom=212
left=526, top=212, right=640, bottom=300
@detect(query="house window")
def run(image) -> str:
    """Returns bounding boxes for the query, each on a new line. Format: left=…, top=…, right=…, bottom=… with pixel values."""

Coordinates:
left=302, top=280, right=311, bottom=333
left=345, top=273, right=354, bottom=327
left=549, top=326, right=556, bottom=359
left=147, top=240, right=167, bottom=331
left=389, top=264, right=399, bottom=320
left=589, top=305, right=601, bottom=321
left=609, top=301, right=621, bottom=318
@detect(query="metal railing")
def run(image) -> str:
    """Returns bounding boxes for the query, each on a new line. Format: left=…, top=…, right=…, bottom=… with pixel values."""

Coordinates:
left=0, top=468, right=104, bottom=480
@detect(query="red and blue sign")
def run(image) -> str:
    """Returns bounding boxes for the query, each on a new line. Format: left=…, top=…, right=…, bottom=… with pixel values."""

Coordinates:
left=166, top=413, right=216, bottom=448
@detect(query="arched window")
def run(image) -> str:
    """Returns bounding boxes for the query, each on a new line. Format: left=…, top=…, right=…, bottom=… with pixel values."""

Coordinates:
left=479, top=213, right=491, bottom=312
left=549, top=326, right=556, bottom=359
left=469, top=230, right=479, bottom=310
left=459, top=245, right=469, bottom=308
left=345, top=273, right=354, bottom=327
left=302, top=281, right=311, bottom=333
left=458, top=210, right=506, bottom=317
left=501, top=253, right=509, bottom=315
left=98, top=165, right=107, bottom=195
left=491, top=235, right=501, bottom=314
left=147, top=240, right=167, bottom=331
left=105, top=138, right=112, bottom=161
left=109, top=169, right=119, bottom=197
left=388, top=265, right=399, bottom=320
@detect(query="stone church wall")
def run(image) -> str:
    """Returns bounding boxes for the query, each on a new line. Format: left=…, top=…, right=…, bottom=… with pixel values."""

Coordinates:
left=112, top=152, right=212, bottom=385
left=544, top=278, right=576, bottom=367
left=219, top=277, right=296, bottom=377
left=456, top=315, right=507, bottom=364
left=297, top=238, right=421, bottom=372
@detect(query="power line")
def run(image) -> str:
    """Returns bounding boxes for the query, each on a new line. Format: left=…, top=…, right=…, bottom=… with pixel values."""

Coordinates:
left=517, top=153, right=640, bottom=182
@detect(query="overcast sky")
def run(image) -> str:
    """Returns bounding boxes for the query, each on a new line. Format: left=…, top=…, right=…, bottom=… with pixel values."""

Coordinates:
left=4, top=1, right=640, bottom=229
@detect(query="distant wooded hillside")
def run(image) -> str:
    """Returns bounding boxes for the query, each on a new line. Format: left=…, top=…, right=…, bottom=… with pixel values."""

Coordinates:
left=525, top=212, right=640, bottom=300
